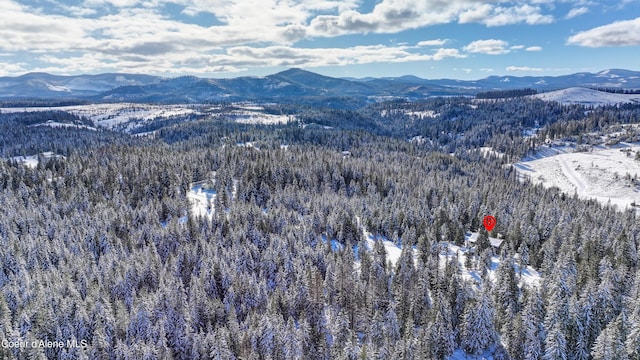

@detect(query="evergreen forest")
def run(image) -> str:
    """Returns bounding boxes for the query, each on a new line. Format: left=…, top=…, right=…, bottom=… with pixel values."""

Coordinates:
left=0, top=97, right=639, bottom=359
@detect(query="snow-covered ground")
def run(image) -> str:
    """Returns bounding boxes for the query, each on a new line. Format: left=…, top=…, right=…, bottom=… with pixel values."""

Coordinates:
left=211, top=104, right=294, bottom=125
left=466, top=232, right=504, bottom=249
left=185, top=197, right=542, bottom=290
left=236, top=142, right=260, bottom=151
left=358, top=230, right=540, bottom=360
left=408, top=135, right=428, bottom=145
left=380, top=108, right=438, bottom=119
left=187, top=173, right=239, bottom=220
left=515, top=143, right=640, bottom=210
left=444, top=236, right=541, bottom=288
left=1, top=102, right=294, bottom=129
left=450, top=348, right=495, bottom=360
left=0, top=103, right=200, bottom=130
left=533, top=87, right=640, bottom=106
left=9, top=152, right=63, bottom=168
left=357, top=220, right=540, bottom=288
left=31, top=120, right=97, bottom=131
left=187, top=180, right=216, bottom=220
left=478, top=147, right=504, bottom=158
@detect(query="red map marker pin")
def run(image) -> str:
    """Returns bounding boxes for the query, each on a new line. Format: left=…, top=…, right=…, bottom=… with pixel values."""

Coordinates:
left=483, top=215, right=496, bottom=232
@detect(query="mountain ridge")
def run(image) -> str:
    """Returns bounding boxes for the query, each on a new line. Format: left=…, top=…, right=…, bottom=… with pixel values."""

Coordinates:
left=1, top=68, right=639, bottom=103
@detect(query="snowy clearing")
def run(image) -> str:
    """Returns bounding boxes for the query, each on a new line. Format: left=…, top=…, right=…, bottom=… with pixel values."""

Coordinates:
left=0, top=103, right=200, bottom=130
left=358, top=222, right=540, bottom=289
left=515, top=143, right=640, bottom=210
left=450, top=348, right=496, bottom=360
left=1, top=102, right=294, bottom=129
left=187, top=180, right=216, bottom=220
left=533, top=87, right=640, bottom=106
left=209, top=105, right=294, bottom=125
left=380, top=108, right=438, bottom=119
left=9, top=152, right=64, bottom=168
left=466, top=232, right=504, bottom=248
left=31, top=121, right=97, bottom=131
left=478, top=147, right=504, bottom=159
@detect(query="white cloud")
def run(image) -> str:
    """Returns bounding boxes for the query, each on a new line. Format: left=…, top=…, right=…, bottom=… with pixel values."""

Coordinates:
left=214, top=44, right=467, bottom=69
left=565, top=7, right=589, bottom=19
left=83, top=0, right=143, bottom=7
left=526, top=46, right=543, bottom=51
left=417, top=39, right=448, bottom=47
left=0, top=0, right=561, bottom=75
left=176, top=0, right=357, bottom=29
left=0, top=61, right=27, bottom=76
left=567, top=17, right=640, bottom=47
left=464, top=39, right=510, bottom=55
left=458, top=4, right=492, bottom=24
left=459, top=3, right=553, bottom=27
left=507, top=66, right=543, bottom=72
left=432, top=48, right=466, bottom=60
left=455, top=68, right=472, bottom=74
left=308, top=0, right=555, bottom=37
left=308, top=0, right=460, bottom=36
left=25, top=43, right=468, bottom=76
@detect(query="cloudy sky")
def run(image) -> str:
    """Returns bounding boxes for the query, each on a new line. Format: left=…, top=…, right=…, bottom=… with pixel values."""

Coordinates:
left=1, top=0, right=639, bottom=79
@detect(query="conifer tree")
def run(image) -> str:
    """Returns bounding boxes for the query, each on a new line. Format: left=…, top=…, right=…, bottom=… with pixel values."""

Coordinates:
left=462, top=285, right=497, bottom=356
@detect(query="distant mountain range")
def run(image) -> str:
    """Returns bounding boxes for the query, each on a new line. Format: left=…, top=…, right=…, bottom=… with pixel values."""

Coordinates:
left=1, top=68, right=639, bottom=103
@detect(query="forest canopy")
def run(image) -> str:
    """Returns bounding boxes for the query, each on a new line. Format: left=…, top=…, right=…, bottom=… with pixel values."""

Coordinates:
left=0, top=98, right=639, bottom=359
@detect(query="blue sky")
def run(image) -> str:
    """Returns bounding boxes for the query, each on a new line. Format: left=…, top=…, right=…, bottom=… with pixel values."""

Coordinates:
left=0, top=0, right=639, bottom=79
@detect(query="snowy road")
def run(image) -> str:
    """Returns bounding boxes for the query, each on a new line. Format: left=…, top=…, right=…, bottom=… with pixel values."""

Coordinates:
left=515, top=143, right=640, bottom=210
left=557, top=155, right=588, bottom=195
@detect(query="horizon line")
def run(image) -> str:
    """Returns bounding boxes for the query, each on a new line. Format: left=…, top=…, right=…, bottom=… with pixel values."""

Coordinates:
left=3, top=67, right=640, bottom=82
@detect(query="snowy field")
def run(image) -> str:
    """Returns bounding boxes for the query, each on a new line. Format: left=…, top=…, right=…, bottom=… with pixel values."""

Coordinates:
left=10, top=152, right=63, bottom=168
left=1, top=102, right=294, bottom=129
left=533, top=87, right=640, bottom=105
left=478, top=147, right=504, bottom=158
left=209, top=104, right=294, bottom=125
left=31, top=120, right=97, bottom=131
left=380, top=108, right=439, bottom=119
left=0, top=103, right=200, bottom=129
left=187, top=180, right=217, bottom=220
left=515, top=143, right=640, bottom=210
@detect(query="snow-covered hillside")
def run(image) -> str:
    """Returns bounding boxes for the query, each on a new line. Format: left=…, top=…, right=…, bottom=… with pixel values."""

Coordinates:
left=0, top=103, right=200, bottom=130
left=515, top=143, right=640, bottom=210
left=1, top=102, right=295, bottom=130
left=533, top=87, right=640, bottom=105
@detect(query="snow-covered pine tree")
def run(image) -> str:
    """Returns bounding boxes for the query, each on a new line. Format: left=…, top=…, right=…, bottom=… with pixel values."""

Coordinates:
left=543, top=323, right=567, bottom=360
left=461, top=284, right=497, bottom=356
left=591, top=316, right=628, bottom=360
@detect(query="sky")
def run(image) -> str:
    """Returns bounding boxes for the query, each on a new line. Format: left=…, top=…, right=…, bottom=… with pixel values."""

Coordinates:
left=0, top=0, right=639, bottom=79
